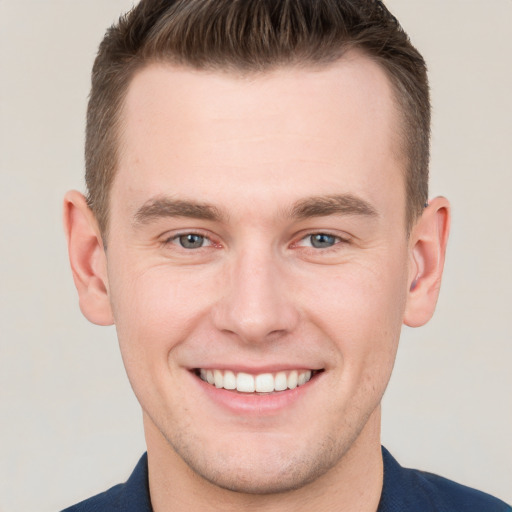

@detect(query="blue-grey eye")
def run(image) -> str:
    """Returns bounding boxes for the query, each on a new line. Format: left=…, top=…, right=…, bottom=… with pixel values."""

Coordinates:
left=310, top=233, right=337, bottom=248
left=178, top=234, right=205, bottom=249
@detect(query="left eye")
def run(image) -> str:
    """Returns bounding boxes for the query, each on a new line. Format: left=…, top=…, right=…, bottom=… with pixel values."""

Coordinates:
left=174, top=234, right=211, bottom=249
left=302, top=233, right=340, bottom=249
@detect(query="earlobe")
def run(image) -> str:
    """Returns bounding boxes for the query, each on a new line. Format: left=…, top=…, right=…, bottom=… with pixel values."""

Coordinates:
left=403, top=197, right=451, bottom=328
left=63, top=190, right=114, bottom=326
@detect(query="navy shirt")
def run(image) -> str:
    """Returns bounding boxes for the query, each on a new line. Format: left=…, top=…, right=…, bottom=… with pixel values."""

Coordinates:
left=62, top=447, right=511, bottom=511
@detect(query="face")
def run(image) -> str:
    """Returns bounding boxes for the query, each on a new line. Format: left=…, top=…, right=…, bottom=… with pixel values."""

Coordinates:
left=105, top=54, right=412, bottom=493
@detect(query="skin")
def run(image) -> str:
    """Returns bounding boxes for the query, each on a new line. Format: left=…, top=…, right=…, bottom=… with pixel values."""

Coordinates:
left=64, top=52, right=450, bottom=511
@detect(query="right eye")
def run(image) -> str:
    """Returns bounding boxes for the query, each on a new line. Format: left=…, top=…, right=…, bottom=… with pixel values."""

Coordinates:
left=167, top=233, right=213, bottom=249
left=307, top=233, right=339, bottom=249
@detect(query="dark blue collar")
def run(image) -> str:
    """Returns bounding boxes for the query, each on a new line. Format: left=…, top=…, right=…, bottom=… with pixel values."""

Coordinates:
left=378, top=446, right=510, bottom=511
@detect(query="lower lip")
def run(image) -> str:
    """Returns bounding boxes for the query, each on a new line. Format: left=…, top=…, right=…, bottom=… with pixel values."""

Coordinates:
left=192, top=372, right=321, bottom=416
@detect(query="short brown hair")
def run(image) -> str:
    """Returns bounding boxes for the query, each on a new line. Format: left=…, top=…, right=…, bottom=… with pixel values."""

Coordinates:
left=86, top=0, right=429, bottom=236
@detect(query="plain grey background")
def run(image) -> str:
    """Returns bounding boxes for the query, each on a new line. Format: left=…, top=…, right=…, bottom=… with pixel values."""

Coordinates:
left=0, top=1, right=511, bottom=511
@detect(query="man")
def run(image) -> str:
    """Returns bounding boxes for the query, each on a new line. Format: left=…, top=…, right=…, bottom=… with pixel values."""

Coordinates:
left=62, top=0, right=511, bottom=510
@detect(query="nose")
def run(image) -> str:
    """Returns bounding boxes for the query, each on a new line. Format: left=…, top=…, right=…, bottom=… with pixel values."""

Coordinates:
left=212, top=248, right=300, bottom=344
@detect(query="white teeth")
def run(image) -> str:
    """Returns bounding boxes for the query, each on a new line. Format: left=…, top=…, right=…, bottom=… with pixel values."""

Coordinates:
left=214, top=369, right=223, bottom=388
left=236, top=372, right=255, bottom=393
left=255, top=373, right=274, bottom=393
left=198, top=369, right=315, bottom=393
left=288, top=370, right=298, bottom=389
left=298, top=370, right=311, bottom=386
left=275, top=371, right=288, bottom=391
left=223, top=370, right=236, bottom=390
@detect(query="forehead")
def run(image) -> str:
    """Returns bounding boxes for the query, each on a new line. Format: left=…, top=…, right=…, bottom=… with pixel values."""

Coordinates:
left=113, top=54, right=405, bottom=222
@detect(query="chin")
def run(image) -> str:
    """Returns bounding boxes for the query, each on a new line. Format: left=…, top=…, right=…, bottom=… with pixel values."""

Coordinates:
left=167, top=428, right=350, bottom=495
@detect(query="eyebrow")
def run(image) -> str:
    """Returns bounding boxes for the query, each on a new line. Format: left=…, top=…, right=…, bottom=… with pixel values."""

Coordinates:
left=133, top=197, right=225, bottom=225
left=288, top=194, right=378, bottom=220
left=133, top=193, right=378, bottom=226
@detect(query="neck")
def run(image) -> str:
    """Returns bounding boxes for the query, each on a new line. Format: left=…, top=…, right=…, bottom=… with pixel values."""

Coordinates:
left=146, top=407, right=384, bottom=512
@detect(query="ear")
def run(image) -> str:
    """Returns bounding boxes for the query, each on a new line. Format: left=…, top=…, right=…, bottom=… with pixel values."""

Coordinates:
left=403, top=196, right=451, bottom=327
left=63, top=190, right=114, bottom=326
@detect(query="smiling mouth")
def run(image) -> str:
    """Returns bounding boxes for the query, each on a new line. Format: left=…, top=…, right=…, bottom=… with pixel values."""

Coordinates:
left=194, top=368, right=323, bottom=394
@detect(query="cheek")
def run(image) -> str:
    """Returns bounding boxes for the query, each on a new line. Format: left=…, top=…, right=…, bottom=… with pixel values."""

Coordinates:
left=107, top=265, right=221, bottom=420
left=304, top=258, right=408, bottom=420
left=301, top=252, right=408, bottom=370
left=108, top=265, right=219, bottom=364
